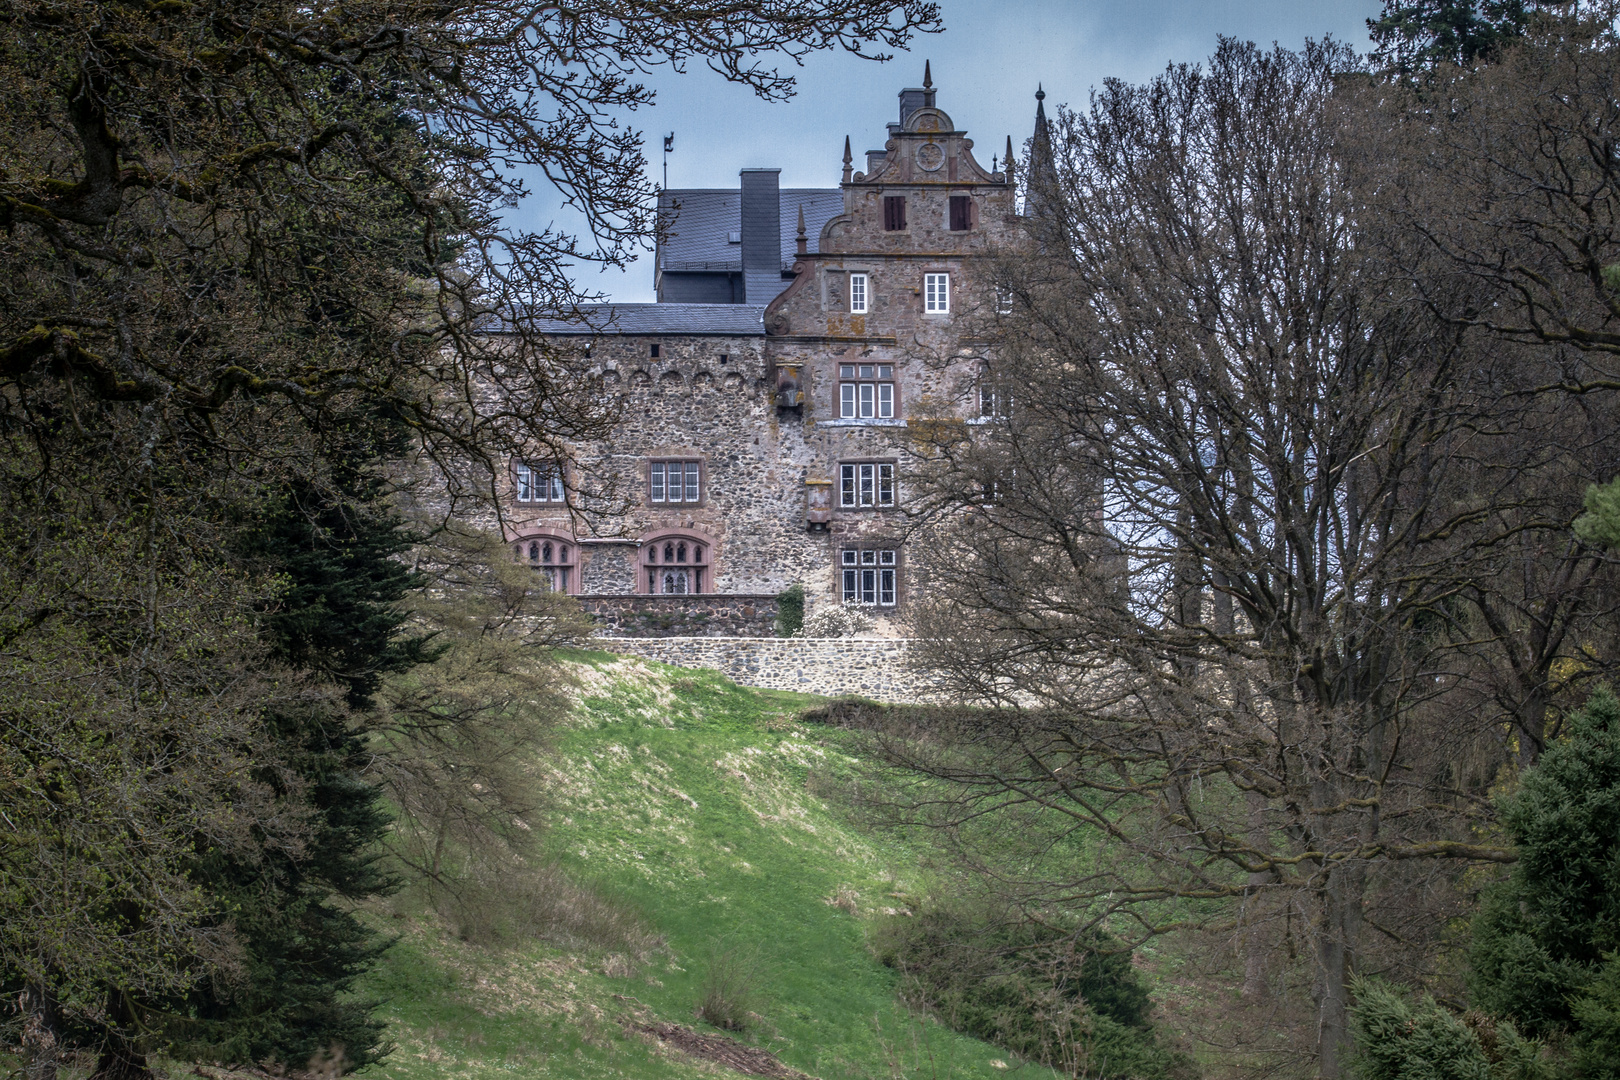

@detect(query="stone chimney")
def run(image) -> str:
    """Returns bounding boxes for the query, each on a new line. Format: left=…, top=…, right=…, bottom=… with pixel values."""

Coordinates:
left=739, top=168, right=781, bottom=304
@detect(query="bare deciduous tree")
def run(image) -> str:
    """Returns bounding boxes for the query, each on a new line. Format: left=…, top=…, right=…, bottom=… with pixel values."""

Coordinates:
left=884, top=37, right=1620, bottom=1077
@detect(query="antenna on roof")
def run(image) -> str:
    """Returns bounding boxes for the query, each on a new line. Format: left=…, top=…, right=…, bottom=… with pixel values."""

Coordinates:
left=662, top=132, right=674, bottom=189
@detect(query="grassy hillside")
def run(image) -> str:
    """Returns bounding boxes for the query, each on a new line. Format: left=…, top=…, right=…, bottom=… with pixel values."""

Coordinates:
left=363, top=654, right=1045, bottom=1080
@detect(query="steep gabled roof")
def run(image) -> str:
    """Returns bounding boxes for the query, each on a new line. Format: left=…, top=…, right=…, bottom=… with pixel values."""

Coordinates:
left=657, top=189, right=843, bottom=272
left=514, top=303, right=767, bottom=336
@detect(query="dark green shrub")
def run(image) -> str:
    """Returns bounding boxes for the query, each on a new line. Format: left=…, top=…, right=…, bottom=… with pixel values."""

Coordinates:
left=775, top=583, right=805, bottom=637
left=1570, top=955, right=1620, bottom=1080
left=1347, top=977, right=1546, bottom=1080
left=873, top=905, right=1186, bottom=1079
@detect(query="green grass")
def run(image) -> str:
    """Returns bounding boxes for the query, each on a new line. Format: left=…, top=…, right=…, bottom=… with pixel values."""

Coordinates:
left=361, top=654, right=1044, bottom=1080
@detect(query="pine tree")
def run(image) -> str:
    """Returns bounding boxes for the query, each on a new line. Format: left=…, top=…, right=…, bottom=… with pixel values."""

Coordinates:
left=162, top=416, right=435, bottom=1072
left=1367, top=0, right=1533, bottom=73
left=1470, top=689, right=1620, bottom=1038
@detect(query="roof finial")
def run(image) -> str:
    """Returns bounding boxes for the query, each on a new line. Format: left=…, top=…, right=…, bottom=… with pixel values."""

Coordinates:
left=795, top=204, right=808, bottom=255
left=1036, top=83, right=1045, bottom=102
left=924, top=60, right=932, bottom=89
left=842, top=135, right=853, bottom=183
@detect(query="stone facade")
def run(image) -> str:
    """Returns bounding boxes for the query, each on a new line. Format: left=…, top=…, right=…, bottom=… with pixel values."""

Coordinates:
left=601, top=637, right=938, bottom=704
left=498, top=73, right=1034, bottom=638
left=580, top=594, right=781, bottom=637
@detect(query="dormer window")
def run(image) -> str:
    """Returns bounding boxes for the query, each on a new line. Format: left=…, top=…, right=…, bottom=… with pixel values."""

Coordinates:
left=883, top=196, right=907, bottom=232
left=849, top=273, right=869, bottom=314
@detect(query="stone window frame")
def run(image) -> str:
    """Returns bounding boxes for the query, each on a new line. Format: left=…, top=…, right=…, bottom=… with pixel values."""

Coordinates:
left=882, top=195, right=907, bottom=232
left=839, top=545, right=900, bottom=607
left=510, top=528, right=578, bottom=594
left=978, top=364, right=1013, bottom=419
left=837, top=362, right=898, bottom=420
left=948, top=195, right=976, bottom=231
left=849, top=272, right=869, bottom=314
left=641, top=529, right=712, bottom=595
left=648, top=458, right=705, bottom=506
left=513, top=459, right=566, bottom=504
left=839, top=459, right=898, bottom=509
left=924, top=272, right=950, bottom=314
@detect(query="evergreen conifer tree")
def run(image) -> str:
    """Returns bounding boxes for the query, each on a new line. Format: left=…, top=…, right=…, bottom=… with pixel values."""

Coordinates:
left=162, top=415, right=435, bottom=1071
left=1470, top=689, right=1620, bottom=1038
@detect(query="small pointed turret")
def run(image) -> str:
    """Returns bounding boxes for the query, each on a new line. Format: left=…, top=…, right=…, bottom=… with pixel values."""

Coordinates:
left=1004, top=134, right=1016, bottom=185
left=1027, top=85, right=1057, bottom=217
left=795, top=204, right=808, bottom=255
left=842, top=135, right=853, bottom=183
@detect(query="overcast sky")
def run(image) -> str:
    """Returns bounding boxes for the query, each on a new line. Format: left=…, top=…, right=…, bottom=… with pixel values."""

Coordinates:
left=510, top=0, right=1384, bottom=303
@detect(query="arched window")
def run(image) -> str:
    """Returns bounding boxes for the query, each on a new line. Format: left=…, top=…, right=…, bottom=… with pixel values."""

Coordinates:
left=641, top=532, right=711, bottom=595
left=512, top=532, right=576, bottom=593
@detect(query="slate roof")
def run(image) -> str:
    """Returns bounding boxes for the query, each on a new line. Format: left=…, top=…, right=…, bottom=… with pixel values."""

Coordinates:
left=516, top=304, right=766, bottom=336
left=657, top=188, right=843, bottom=272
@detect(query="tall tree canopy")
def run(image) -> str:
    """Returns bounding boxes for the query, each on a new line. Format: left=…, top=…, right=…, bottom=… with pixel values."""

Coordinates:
left=0, top=1, right=941, bottom=1076
left=884, top=30, right=1620, bottom=1078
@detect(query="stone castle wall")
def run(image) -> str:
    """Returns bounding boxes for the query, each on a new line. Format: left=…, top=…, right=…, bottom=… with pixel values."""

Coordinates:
left=600, top=636, right=939, bottom=704
left=581, top=593, right=781, bottom=637
left=471, top=91, right=1027, bottom=638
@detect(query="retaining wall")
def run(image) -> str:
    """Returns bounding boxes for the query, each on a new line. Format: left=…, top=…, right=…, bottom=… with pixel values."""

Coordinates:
left=599, top=636, right=938, bottom=704
left=580, top=594, right=780, bottom=637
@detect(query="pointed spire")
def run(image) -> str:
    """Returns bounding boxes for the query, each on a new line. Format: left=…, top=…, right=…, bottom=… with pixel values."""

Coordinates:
left=842, top=134, right=853, bottom=183
left=795, top=204, right=808, bottom=255
left=1028, top=84, right=1057, bottom=217
left=1005, top=134, right=1016, bottom=184
left=923, top=60, right=932, bottom=89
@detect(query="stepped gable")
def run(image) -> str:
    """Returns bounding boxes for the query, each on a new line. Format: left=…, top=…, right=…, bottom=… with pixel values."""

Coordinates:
left=487, top=64, right=1045, bottom=660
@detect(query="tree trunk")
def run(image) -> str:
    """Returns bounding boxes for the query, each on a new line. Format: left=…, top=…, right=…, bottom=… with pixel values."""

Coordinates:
left=88, top=989, right=154, bottom=1080
left=19, top=982, right=61, bottom=1080
left=1313, top=865, right=1362, bottom=1080
left=1241, top=791, right=1271, bottom=1000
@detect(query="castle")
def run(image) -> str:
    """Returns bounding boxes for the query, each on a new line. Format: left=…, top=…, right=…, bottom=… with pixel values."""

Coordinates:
left=498, top=70, right=1047, bottom=639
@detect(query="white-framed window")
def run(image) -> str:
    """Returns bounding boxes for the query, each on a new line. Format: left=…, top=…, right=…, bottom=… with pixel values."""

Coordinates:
left=838, top=363, right=895, bottom=419
left=979, top=369, right=1012, bottom=418
left=515, top=461, right=565, bottom=503
left=840, top=548, right=898, bottom=606
left=924, top=273, right=950, bottom=313
left=649, top=459, right=702, bottom=504
left=840, top=462, right=897, bottom=508
left=996, top=286, right=1014, bottom=315
left=849, top=273, right=869, bottom=314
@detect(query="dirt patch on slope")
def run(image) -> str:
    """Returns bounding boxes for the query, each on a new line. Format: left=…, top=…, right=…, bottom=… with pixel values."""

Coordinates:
left=632, top=1021, right=817, bottom=1079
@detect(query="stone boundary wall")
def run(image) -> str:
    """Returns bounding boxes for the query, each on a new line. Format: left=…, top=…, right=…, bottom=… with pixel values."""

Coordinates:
left=580, top=594, right=780, bottom=637
left=599, top=636, right=938, bottom=704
